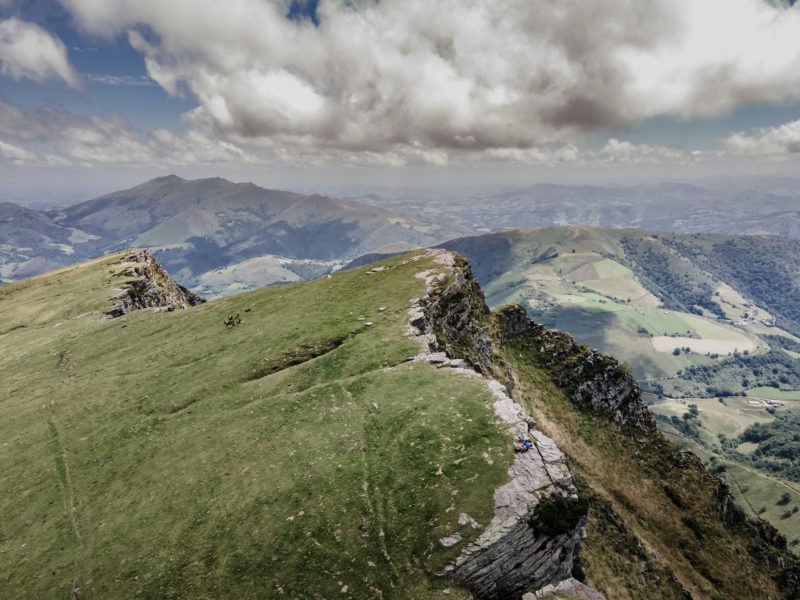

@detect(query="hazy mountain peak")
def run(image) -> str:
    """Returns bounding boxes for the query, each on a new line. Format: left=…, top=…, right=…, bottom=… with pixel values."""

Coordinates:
left=147, top=174, right=186, bottom=184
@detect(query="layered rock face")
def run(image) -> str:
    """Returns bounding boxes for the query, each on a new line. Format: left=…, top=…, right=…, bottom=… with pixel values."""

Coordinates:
left=407, top=251, right=602, bottom=600
left=106, top=249, right=205, bottom=317
left=495, top=305, right=654, bottom=430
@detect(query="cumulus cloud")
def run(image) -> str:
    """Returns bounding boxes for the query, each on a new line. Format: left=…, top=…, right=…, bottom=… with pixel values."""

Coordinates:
left=0, top=17, right=79, bottom=86
left=598, top=139, right=690, bottom=164
left=724, top=119, right=800, bottom=158
left=0, top=93, right=706, bottom=169
left=0, top=139, right=36, bottom=163
left=0, top=99, right=255, bottom=167
left=51, top=0, right=800, bottom=163
left=3, top=0, right=800, bottom=169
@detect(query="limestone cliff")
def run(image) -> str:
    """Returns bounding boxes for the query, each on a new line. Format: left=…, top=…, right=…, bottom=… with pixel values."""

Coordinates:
left=411, top=251, right=800, bottom=599
left=106, top=249, right=205, bottom=317
left=494, top=305, right=654, bottom=430
left=408, top=252, right=599, bottom=599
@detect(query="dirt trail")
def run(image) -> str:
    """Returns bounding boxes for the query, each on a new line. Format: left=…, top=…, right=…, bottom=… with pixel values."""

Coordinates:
left=47, top=417, right=85, bottom=594
left=343, top=385, right=398, bottom=580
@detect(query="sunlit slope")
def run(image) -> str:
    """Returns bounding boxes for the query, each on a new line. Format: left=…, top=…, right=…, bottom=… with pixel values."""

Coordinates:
left=440, top=226, right=800, bottom=548
left=442, top=227, right=768, bottom=380
left=0, top=251, right=510, bottom=599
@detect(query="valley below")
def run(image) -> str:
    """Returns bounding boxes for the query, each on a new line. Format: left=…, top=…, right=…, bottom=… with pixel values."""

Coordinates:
left=441, top=226, right=800, bottom=547
left=5, top=177, right=800, bottom=597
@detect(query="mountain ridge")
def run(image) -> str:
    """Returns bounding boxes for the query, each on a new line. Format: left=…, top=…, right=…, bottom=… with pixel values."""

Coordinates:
left=2, top=248, right=799, bottom=597
left=1, top=175, right=468, bottom=295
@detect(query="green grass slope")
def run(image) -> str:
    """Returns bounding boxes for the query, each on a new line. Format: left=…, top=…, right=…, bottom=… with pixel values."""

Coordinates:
left=440, top=226, right=800, bottom=551
left=0, top=251, right=511, bottom=598
left=490, top=306, right=800, bottom=599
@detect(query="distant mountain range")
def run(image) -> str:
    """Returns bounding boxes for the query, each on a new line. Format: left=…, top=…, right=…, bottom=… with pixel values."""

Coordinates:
left=0, top=175, right=468, bottom=295
left=5, top=176, right=800, bottom=296
left=346, top=180, right=800, bottom=237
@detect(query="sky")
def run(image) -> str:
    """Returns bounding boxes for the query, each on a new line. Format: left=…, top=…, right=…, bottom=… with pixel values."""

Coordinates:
left=1, top=0, right=800, bottom=195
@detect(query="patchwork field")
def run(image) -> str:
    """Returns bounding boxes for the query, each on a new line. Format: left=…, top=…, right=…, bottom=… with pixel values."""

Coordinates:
left=747, top=387, right=800, bottom=401
left=650, top=396, right=775, bottom=446
left=481, top=250, right=764, bottom=379
left=651, top=335, right=759, bottom=355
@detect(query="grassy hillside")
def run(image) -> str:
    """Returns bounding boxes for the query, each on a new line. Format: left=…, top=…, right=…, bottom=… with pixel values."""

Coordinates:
left=1, top=251, right=513, bottom=598
left=492, top=312, right=799, bottom=599
left=441, top=227, right=772, bottom=381
left=441, top=226, right=800, bottom=548
left=5, top=247, right=800, bottom=598
left=1, top=176, right=469, bottom=297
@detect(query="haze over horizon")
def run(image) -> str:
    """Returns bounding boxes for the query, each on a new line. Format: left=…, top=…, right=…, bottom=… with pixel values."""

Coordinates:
left=2, top=0, right=800, bottom=196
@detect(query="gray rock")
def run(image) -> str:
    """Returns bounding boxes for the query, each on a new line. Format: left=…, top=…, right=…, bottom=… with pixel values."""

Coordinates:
left=533, top=577, right=607, bottom=599
left=105, top=249, right=205, bottom=318
left=440, top=533, right=463, bottom=547
left=458, top=513, right=482, bottom=529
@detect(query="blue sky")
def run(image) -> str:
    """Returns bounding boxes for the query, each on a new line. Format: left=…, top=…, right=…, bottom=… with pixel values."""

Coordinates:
left=0, top=0, right=191, bottom=130
left=1, top=0, right=800, bottom=193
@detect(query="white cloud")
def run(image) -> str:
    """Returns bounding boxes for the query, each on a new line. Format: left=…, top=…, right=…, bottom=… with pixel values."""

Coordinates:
left=598, top=139, right=689, bottom=164
left=0, top=100, right=256, bottom=167
left=724, top=119, right=800, bottom=158
left=0, top=93, right=707, bottom=169
left=51, top=0, right=800, bottom=163
left=0, top=139, right=36, bottom=163
left=0, top=18, right=79, bottom=87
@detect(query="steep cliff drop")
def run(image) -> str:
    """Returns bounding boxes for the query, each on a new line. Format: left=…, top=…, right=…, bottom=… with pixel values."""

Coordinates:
left=406, top=250, right=603, bottom=599
left=408, top=249, right=800, bottom=600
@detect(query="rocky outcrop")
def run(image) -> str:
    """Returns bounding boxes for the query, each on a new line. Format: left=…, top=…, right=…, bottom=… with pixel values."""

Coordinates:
left=524, top=577, right=607, bottom=600
left=406, top=250, right=599, bottom=600
left=495, top=305, right=654, bottom=429
left=445, top=380, right=590, bottom=600
left=106, top=249, right=205, bottom=317
left=408, top=251, right=800, bottom=599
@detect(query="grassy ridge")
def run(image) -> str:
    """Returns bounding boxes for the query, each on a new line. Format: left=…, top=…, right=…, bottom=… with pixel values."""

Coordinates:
left=0, top=252, right=511, bottom=598
left=494, top=320, right=796, bottom=599
left=440, top=226, right=800, bottom=554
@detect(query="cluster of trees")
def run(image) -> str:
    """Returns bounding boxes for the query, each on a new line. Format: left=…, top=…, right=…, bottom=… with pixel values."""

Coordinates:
left=656, top=410, right=701, bottom=441
left=679, top=349, right=800, bottom=397
left=764, top=335, right=800, bottom=354
left=620, top=238, right=725, bottom=319
left=738, top=413, right=800, bottom=483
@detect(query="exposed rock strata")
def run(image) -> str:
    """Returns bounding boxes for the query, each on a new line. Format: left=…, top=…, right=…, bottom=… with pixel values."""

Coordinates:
left=406, top=250, right=601, bottom=600
left=523, top=577, right=607, bottom=600
left=106, top=249, right=205, bottom=317
left=495, top=305, right=654, bottom=429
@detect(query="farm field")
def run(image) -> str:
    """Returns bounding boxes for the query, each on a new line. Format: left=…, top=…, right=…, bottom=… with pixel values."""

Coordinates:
left=660, top=428, right=800, bottom=547
left=747, top=387, right=800, bottom=401
left=650, top=396, right=776, bottom=447
left=651, top=335, right=759, bottom=355
left=482, top=249, right=765, bottom=380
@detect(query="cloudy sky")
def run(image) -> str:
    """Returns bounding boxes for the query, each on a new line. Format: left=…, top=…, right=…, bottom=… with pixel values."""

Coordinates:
left=1, top=0, right=800, bottom=192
